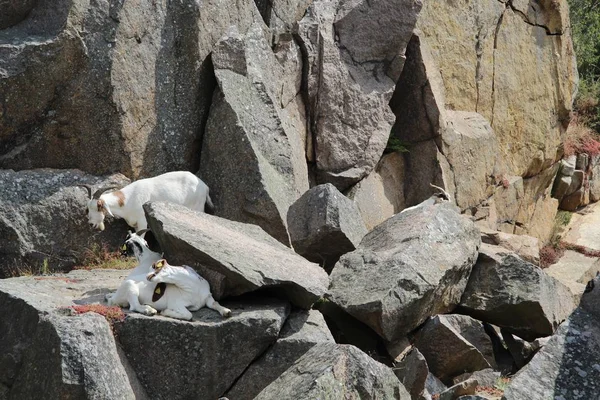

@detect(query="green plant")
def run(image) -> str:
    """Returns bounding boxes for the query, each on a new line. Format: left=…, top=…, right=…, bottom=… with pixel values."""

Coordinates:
left=74, top=243, right=136, bottom=271
left=494, top=377, right=511, bottom=391
left=555, top=210, right=573, bottom=227
left=384, top=136, right=410, bottom=154
left=41, top=258, right=50, bottom=275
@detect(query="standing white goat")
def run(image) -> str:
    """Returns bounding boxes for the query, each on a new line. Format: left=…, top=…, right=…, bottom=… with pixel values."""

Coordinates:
left=106, top=230, right=230, bottom=320
left=80, top=171, right=213, bottom=231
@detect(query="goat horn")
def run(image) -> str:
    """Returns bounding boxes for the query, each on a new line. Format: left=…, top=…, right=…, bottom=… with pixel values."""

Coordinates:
left=136, top=228, right=151, bottom=236
left=76, top=184, right=93, bottom=199
left=429, top=183, right=452, bottom=201
left=92, top=185, right=120, bottom=199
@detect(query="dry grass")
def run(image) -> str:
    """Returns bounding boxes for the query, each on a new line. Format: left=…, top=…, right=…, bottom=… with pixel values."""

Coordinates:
left=563, top=115, right=600, bottom=158
left=73, top=243, right=136, bottom=271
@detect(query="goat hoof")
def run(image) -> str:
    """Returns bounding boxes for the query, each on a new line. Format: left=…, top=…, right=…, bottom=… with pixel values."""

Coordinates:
left=223, top=309, right=232, bottom=318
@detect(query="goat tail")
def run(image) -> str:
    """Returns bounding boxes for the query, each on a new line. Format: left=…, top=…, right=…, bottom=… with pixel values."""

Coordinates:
left=205, top=193, right=215, bottom=215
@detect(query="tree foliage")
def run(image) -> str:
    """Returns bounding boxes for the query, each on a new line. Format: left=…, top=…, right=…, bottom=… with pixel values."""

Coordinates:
left=569, top=0, right=600, bottom=79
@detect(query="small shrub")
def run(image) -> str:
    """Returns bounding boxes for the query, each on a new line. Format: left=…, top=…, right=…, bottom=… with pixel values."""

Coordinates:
left=563, top=116, right=600, bottom=157
left=384, top=136, right=410, bottom=154
left=74, top=243, right=136, bottom=271
left=555, top=210, right=573, bottom=227
left=540, top=245, right=564, bottom=268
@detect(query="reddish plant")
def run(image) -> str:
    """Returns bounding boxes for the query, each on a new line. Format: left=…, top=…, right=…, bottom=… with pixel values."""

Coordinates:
left=560, top=241, right=600, bottom=258
left=70, top=304, right=126, bottom=325
left=34, top=277, right=80, bottom=284
left=539, top=245, right=564, bottom=268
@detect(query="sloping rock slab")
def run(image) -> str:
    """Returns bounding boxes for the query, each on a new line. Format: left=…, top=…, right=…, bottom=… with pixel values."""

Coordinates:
left=0, top=270, right=136, bottom=399
left=226, top=309, right=334, bottom=399
left=145, top=202, right=329, bottom=308
left=480, top=228, right=540, bottom=265
left=117, top=298, right=290, bottom=400
left=413, top=315, right=494, bottom=383
left=502, top=308, right=600, bottom=400
left=287, top=183, right=367, bottom=269
left=459, top=244, right=575, bottom=341
left=393, top=346, right=429, bottom=399
left=199, top=24, right=308, bottom=245
left=0, top=169, right=130, bottom=277
left=255, top=343, right=411, bottom=399
left=329, top=203, right=480, bottom=341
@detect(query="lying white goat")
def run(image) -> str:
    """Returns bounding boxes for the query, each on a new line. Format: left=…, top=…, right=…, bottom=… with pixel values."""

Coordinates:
left=106, top=231, right=230, bottom=320
left=80, top=171, right=214, bottom=231
left=400, top=183, right=452, bottom=214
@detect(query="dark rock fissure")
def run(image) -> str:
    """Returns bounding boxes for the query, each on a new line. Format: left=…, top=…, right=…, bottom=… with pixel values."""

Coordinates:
left=490, top=5, right=507, bottom=127
left=505, top=0, right=563, bottom=36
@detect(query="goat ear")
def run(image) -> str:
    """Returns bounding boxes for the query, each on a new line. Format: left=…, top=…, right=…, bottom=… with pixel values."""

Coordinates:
left=103, top=202, right=115, bottom=217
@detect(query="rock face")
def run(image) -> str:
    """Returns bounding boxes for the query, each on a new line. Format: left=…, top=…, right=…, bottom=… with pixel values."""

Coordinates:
left=226, top=310, right=334, bottom=399
left=295, top=0, right=422, bottom=190
left=0, top=169, right=131, bottom=277
left=0, top=0, right=37, bottom=29
left=255, top=343, right=411, bottom=399
left=199, top=24, right=309, bottom=245
left=117, top=298, right=290, bottom=400
left=0, top=0, right=262, bottom=177
left=460, top=244, right=575, bottom=341
left=0, top=270, right=138, bottom=399
left=480, top=229, right=540, bottom=265
left=144, top=202, right=329, bottom=308
left=346, top=152, right=406, bottom=230
left=393, top=347, right=429, bottom=400
left=413, top=315, right=495, bottom=383
left=287, top=184, right=367, bottom=269
left=329, top=203, right=480, bottom=342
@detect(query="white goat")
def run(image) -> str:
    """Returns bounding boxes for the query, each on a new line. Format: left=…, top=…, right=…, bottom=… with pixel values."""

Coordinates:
left=106, top=231, right=230, bottom=320
left=400, top=183, right=452, bottom=214
left=80, top=171, right=213, bottom=231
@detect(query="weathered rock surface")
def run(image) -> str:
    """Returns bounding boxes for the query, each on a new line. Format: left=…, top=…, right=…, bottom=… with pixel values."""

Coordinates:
left=413, top=315, right=495, bottom=383
left=346, top=152, right=406, bottom=230
left=329, top=203, right=480, bottom=342
left=0, top=0, right=37, bottom=29
left=502, top=308, right=600, bottom=400
left=199, top=24, right=309, bottom=244
left=226, top=309, right=334, bottom=400
left=0, top=0, right=262, bottom=177
left=0, top=169, right=130, bottom=277
left=438, top=379, right=478, bottom=400
left=117, top=298, right=290, bottom=400
left=393, top=346, right=429, bottom=400
left=145, top=202, right=329, bottom=308
left=501, top=329, right=546, bottom=370
left=460, top=244, right=575, bottom=341
left=453, top=368, right=500, bottom=388
left=287, top=184, right=367, bottom=269
left=255, top=343, right=411, bottom=399
left=0, top=270, right=137, bottom=399
left=295, top=0, right=422, bottom=190
left=480, top=229, right=540, bottom=265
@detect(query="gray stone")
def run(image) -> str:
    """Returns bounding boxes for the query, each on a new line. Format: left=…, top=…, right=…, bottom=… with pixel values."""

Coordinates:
left=117, top=298, right=290, bottom=400
left=426, top=373, right=447, bottom=397
left=565, top=170, right=584, bottom=197
left=438, top=379, right=477, bottom=400
left=226, top=310, right=334, bottom=399
left=459, top=244, right=575, bottom=341
left=589, top=161, right=600, bottom=202
left=576, top=153, right=589, bottom=171
left=144, top=202, right=329, bottom=308
left=199, top=24, right=309, bottom=245
left=0, top=0, right=37, bottom=29
left=413, top=315, right=495, bottom=383
left=551, top=175, right=572, bottom=201
left=0, top=270, right=138, bottom=399
left=255, top=343, right=411, bottom=399
left=346, top=152, right=406, bottom=230
left=480, top=228, right=540, bottom=265
left=453, top=369, right=500, bottom=388
left=0, top=169, right=131, bottom=277
left=295, top=0, right=421, bottom=190
left=393, top=347, right=429, bottom=400
left=287, top=184, right=367, bottom=269
left=502, top=308, right=600, bottom=400
left=329, top=203, right=480, bottom=342
left=560, top=156, right=576, bottom=177
left=0, top=0, right=262, bottom=177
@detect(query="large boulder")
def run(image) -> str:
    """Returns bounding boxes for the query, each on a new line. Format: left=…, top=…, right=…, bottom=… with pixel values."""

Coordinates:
left=329, top=202, right=480, bottom=342
left=255, top=343, right=411, bottom=399
left=287, top=184, right=367, bottom=269
left=0, top=0, right=262, bottom=177
left=0, top=270, right=138, bottom=399
left=144, top=201, right=329, bottom=308
left=346, top=152, right=407, bottom=230
left=295, top=0, right=422, bottom=190
left=459, top=244, right=575, bottom=341
left=199, top=24, right=309, bottom=245
left=413, top=315, right=495, bottom=383
left=393, top=346, right=430, bottom=400
left=117, top=298, right=290, bottom=400
left=0, top=169, right=130, bottom=277
left=226, top=310, right=334, bottom=399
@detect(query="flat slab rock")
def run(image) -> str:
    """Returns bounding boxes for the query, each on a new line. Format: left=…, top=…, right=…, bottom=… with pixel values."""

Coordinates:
left=329, top=203, right=480, bottom=341
left=145, top=201, right=329, bottom=308
left=254, top=342, right=411, bottom=399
